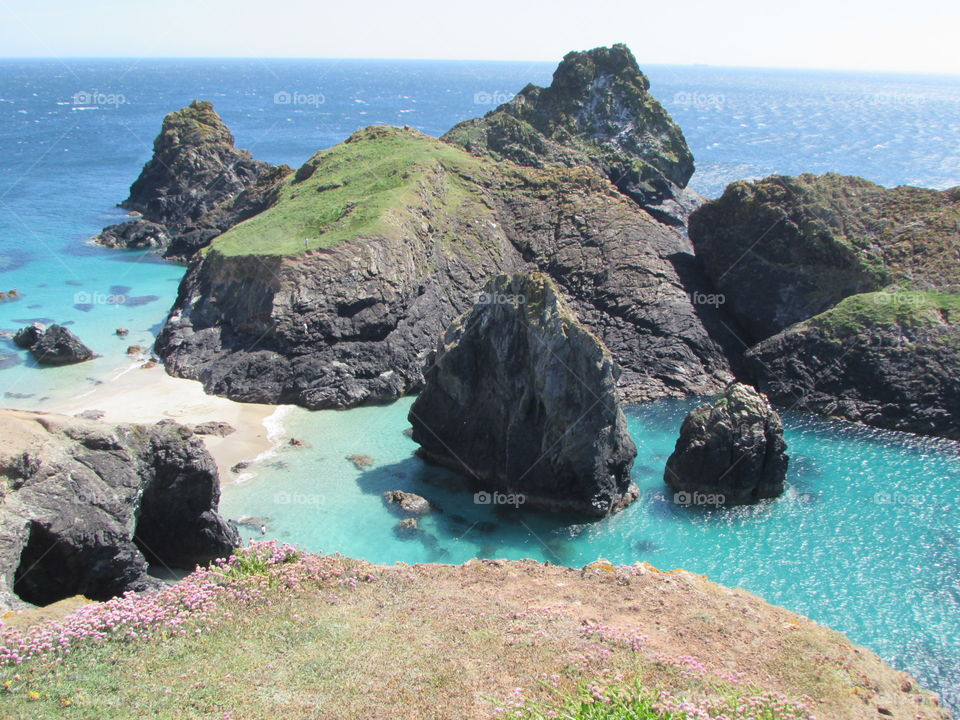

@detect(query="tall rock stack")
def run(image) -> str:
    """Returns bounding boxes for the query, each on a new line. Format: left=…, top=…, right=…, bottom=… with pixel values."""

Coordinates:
left=409, top=273, right=638, bottom=517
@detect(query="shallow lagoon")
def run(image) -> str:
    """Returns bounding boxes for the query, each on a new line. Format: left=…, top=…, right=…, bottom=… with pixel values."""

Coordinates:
left=221, top=396, right=960, bottom=708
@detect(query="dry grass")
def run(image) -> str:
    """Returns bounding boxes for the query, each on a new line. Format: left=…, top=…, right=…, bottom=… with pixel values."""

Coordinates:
left=0, top=556, right=950, bottom=720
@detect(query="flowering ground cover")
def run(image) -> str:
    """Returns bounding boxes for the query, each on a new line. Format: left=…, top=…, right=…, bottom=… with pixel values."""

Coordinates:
left=0, top=548, right=946, bottom=720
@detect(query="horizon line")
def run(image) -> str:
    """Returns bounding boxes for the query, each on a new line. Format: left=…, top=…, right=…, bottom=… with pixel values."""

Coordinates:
left=0, top=56, right=958, bottom=79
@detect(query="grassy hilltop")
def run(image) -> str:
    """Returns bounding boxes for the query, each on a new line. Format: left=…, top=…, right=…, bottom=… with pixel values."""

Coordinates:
left=211, top=126, right=493, bottom=257
left=0, top=544, right=948, bottom=720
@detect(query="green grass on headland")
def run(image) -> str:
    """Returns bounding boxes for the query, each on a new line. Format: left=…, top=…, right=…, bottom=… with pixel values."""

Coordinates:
left=807, top=289, right=960, bottom=336
left=210, top=126, right=489, bottom=257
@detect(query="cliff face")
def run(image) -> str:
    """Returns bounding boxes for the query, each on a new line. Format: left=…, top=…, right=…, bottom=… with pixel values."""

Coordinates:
left=409, top=273, right=638, bottom=517
left=688, top=173, right=960, bottom=439
left=0, top=410, right=238, bottom=608
left=156, top=126, right=736, bottom=409
left=443, top=43, right=696, bottom=224
left=744, top=291, right=960, bottom=439
left=689, top=174, right=960, bottom=343
left=95, top=100, right=284, bottom=260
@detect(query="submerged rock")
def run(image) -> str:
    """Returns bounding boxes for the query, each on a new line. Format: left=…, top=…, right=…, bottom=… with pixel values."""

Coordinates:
left=383, top=490, right=431, bottom=516
left=17, top=323, right=94, bottom=365
left=394, top=517, right=420, bottom=536
left=346, top=454, right=374, bottom=470
left=664, top=383, right=788, bottom=505
left=0, top=410, right=238, bottom=608
left=409, top=272, right=638, bottom=517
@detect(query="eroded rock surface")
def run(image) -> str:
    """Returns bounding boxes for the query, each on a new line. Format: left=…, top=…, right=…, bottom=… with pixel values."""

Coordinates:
left=664, top=383, right=788, bottom=504
left=409, top=273, right=638, bottom=517
left=0, top=410, right=238, bottom=608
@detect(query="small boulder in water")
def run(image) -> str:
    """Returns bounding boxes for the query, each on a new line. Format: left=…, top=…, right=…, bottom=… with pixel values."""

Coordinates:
left=664, top=382, right=788, bottom=505
left=22, top=324, right=94, bottom=365
left=383, top=490, right=431, bottom=516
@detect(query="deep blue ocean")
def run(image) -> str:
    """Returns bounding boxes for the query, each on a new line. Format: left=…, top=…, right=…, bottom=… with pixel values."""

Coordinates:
left=0, top=59, right=958, bottom=708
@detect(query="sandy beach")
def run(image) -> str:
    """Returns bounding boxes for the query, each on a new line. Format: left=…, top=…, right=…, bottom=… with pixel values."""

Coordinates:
left=44, top=361, right=285, bottom=482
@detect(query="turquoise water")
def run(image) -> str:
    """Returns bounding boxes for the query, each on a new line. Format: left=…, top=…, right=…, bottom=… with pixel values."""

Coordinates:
left=221, top=397, right=960, bottom=707
left=2, top=60, right=958, bottom=708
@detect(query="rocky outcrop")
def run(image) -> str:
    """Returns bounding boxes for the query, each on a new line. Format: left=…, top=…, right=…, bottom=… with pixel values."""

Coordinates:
left=15, top=323, right=93, bottom=365
left=383, top=490, right=431, bottom=515
left=664, top=383, right=788, bottom=504
left=444, top=44, right=696, bottom=224
left=689, top=174, right=960, bottom=343
left=156, top=126, right=737, bottom=409
left=744, top=291, right=960, bottom=439
left=0, top=410, right=239, bottom=608
left=95, top=100, right=285, bottom=260
left=408, top=273, right=638, bottom=517
left=12, top=323, right=44, bottom=349
left=687, top=173, right=960, bottom=438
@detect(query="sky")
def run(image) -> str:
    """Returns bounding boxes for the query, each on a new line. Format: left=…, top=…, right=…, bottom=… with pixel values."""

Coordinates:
left=0, top=0, right=958, bottom=75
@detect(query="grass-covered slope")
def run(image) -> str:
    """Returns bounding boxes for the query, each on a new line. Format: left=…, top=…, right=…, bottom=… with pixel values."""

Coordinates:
left=806, top=289, right=960, bottom=337
left=211, top=126, right=492, bottom=257
left=0, top=544, right=949, bottom=720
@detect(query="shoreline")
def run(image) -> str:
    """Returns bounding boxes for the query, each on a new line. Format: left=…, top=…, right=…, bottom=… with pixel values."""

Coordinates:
left=41, top=361, right=285, bottom=482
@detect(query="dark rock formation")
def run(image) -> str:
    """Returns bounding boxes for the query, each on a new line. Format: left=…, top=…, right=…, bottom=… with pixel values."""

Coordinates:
left=664, top=383, right=788, bottom=504
left=94, top=100, right=286, bottom=260
left=688, top=173, right=960, bottom=438
left=16, top=323, right=94, bottom=365
left=444, top=44, right=696, bottom=224
left=689, top=174, right=960, bottom=343
left=383, top=490, right=431, bottom=515
left=409, top=273, right=638, bottom=517
left=0, top=410, right=239, bottom=608
left=156, top=126, right=736, bottom=410
left=744, top=292, right=960, bottom=440
left=12, top=323, right=44, bottom=349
